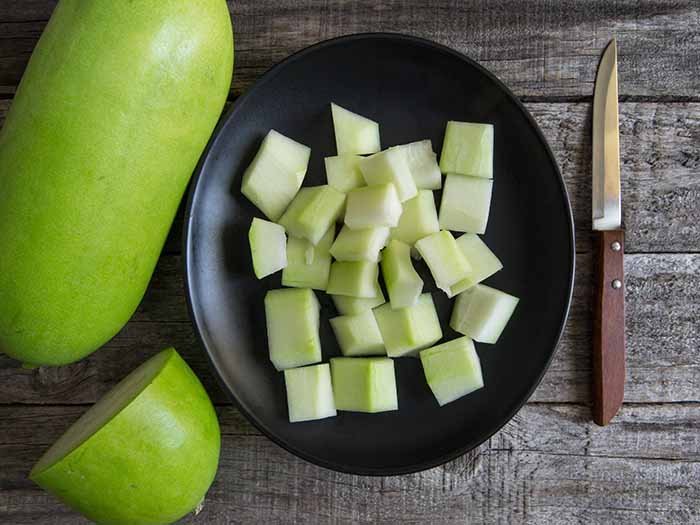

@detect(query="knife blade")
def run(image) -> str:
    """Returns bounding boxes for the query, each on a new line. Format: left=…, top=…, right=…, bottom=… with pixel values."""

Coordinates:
left=592, top=38, right=625, bottom=426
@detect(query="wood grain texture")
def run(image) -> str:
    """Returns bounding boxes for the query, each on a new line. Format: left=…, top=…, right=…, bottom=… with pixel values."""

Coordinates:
left=1, top=252, right=698, bottom=405
left=1, top=2, right=699, bottom=523
left=1, top=403, right=698, bottom=524
left=3, top=100, right=696, bottom=255
left=1, top=1, right=698, bottom=97
left=593, top=230, right=626, bottom=425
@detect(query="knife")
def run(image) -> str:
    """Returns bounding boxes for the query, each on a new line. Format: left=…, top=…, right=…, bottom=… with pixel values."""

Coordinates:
left=592, top=38, right=625, bottom=426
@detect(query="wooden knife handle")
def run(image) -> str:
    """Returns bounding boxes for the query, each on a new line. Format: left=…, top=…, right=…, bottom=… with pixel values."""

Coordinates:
left=593, top=229, right=626, bottom=426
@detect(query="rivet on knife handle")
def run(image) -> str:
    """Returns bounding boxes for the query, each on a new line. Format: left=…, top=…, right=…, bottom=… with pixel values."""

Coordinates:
left=593, top=229, right=626, bottom=425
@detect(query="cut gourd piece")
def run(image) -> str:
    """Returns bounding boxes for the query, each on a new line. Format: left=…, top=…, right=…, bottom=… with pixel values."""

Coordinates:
left=279, top=185, right=345, bottom=244
left=450, top=284, right=519, bottom=344
left=248, top=218, right=287, bottom=279
left=304, top=223, right=334, bottom=266
left=415, top=230, right=472, bottom=292
left=330, top=357, right=398, bottom=413
left=282, top=228, right=334, bottom=290
left=332, top=281, right=386, bottom=315
left=344, top=183, right=402, bottom=229
left=447, top=234, right=503, bottom=297
left=325, top=155, right=365, bottom=193
left=420, top=337, right=484, bottom=406
left=439, top=174, right=493, bottom=234
left=241, top=130, right=311, bottom=221
left=373, top=293, right=442, bottom=357
left=439, top=121, right=493, bottom=178
left=400, top=140, right=442, bottom=190
left=265, top=288, right=321, bottom=370
left=359, top=147, right=417, bottom=202
left=331, top=103, right=381, bottom=155
left=330, top=225, right=389, bottom=262
left=326, top=261, right=378, bottom=298
left=330, top=310, right=385, bottom=356
left=381, top=240, right=423, bottom=308
left=284, top=364, right=337, bottom=423
left=389, top=190, right=440, bottom=246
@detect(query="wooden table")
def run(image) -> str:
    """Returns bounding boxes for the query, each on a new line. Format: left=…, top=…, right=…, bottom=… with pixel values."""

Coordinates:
left=1, top=1, right=698, bottom=523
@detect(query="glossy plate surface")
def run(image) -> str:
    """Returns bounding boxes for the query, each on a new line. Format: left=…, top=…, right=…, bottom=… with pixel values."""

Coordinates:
left=184, top=34, right=575, bottom=475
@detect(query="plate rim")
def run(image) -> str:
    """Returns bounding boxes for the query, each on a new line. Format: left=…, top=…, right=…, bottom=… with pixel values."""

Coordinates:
left=182, top=32, right=576, bottom=476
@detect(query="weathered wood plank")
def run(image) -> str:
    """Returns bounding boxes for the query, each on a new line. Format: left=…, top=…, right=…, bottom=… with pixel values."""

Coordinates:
left=1, top=252, right=698, bottom=405
left=1, top=1, right=698, bottom=98
left=530, top=102, right=700, bottom=254
left=2, top=100, right=697, bottom=255
left=1, top=403, right=698, bottom=524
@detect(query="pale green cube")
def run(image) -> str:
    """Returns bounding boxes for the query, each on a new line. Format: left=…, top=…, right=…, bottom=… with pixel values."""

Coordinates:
left=415, top=230, right=472, bottom=292
left=332, top=281, right=386, bottom=315
left=359, top=147, right=417, bottom=202
left=284, top=364, right=337, bottom=422
left=420, top=337, right=484, bottom=406
left=344, top=183, right=402, bottom=229
left=381, top=240, right=423, bottom=308
left=241, top=130, right=311, bottom=221
left=325, top=154, right=365, bottom=193
left=330, top=357, right=398, bottom=413
left=282, top=227, right=334, bottom=290
left=447, top=234, right=503, bottom=297
left=326, top=261, right=378, bottom=298
left=390, top=190, right=440, bottom=246
left=330, top=225, right=390, bottom=262
left=439, top=174, right=493, bottom=234
left=439, top=121, right=493, bottom=178
left=248, top=218, right=287, bottom=279
left=265, top=288, right=321, bottom=370
left=279, top=185, right=345, bottom=244
left=330, top=310, right=385, bottom=356
left=331, top=103, right=381, bottom=155
left=450, top=284, right=519, bottom=344
left=400, top=140, right=442, bottom=190
left=373, top=293, right=443, bottom=357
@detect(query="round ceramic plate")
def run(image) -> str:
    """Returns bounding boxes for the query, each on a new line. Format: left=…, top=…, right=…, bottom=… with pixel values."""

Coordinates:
left=184, top=33, right=574, bottom=475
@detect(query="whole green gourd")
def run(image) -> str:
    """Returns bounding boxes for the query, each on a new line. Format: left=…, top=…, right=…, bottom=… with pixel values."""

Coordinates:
left=0, top=0, right=233, bottom=365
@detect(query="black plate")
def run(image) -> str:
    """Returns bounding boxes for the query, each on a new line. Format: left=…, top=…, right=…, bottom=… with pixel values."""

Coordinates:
left=184, top=33, right=574, bottom=475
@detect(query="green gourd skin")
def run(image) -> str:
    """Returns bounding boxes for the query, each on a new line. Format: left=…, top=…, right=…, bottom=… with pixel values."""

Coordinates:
left=30, top=348, right=221, bottom=525
left=0, top=0, right=233, bottom=365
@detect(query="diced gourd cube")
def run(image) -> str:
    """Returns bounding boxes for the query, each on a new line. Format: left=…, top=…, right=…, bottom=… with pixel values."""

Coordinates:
left=438, top=174, right=493, bottom=234
left=326, top=261, right=379, bottom=298
left=344, top=183, right=402, bottom=229
left=400, top=140, right=442, bottom=190
left=381, top=240, right=423, bottom=308
left=330, top=310, right=385, bottom=356
left=248, top=218, right=287, bottom=279
left=439, top=121, right=493, bottom=178
left=450, top=284, right=519, bottom=344
left=389, top=190, right=440, bottom=246
left=420, top=337, right=484, bottom=406
left=330, top=357, right=398, bottom=413
left=414, top=230, right=472, bottom=293
left=282, top=226, right=334, bottom=290
left=331, top=103, right=381, bottom=155
left=265, top=288, right=321, bottom=370
left=279, top=185, right=345, bottom=244
left=447, top=234, right=503, bottom=297
left=241, top=130, right=311, bottom=221
left=332, top=281, right=386, bottom=315
left=284, top=364, right=337, bottom=422
left=330, top=225, right=389, bottom=262
left=359, top=147, right=417, bottom=202
left=325, top=155, right=365, bottom=193
left=373, top=293, right=442, bottom=357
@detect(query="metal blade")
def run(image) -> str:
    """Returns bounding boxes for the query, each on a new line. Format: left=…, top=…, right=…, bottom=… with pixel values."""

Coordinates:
left=592, top=39, right=621, bottom=231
